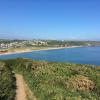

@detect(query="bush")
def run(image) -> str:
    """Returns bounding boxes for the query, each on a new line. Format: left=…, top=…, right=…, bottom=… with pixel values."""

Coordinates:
left=0, top=62, right=16, bottom=100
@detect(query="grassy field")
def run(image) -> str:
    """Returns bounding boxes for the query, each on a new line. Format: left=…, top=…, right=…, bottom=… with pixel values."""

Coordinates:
left=3, top=58, right=100, bottom=100
left=7, top=47, right=50, bottom=52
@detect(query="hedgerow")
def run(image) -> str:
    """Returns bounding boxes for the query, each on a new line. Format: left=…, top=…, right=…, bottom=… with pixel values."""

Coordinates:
left=0, top=61, right=16, bottom=100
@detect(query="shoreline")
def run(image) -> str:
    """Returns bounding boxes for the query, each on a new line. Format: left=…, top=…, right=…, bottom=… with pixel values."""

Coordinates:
left=0, top=46, right=82, bottom=56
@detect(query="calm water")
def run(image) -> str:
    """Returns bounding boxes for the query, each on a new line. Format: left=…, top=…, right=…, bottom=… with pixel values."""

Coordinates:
left=0, top=46, right=100, bottom=66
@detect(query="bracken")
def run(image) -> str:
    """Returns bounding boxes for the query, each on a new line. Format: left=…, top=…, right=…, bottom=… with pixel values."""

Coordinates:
left=67, top=75, right=95, bottom=92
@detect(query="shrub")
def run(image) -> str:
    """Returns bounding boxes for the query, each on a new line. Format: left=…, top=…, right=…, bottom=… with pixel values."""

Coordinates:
left=67, top=75, right=95, bottom=92
left=0, top=62, right=16, bottom=100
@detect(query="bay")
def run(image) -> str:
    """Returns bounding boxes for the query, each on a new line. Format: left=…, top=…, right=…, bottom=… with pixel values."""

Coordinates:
left=0, top=46, right=100, bottom=66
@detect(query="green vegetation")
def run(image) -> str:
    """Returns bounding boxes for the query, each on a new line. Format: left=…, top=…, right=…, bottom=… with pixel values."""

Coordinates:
left=46, top=40, right=100, bottom=47
left=4, top=58, right=100, bottom=100
left=0, top=61, right=16, bottom=100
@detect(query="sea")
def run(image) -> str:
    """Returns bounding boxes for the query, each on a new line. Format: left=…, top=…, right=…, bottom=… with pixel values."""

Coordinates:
left=0, top=46, right=100, bottom=66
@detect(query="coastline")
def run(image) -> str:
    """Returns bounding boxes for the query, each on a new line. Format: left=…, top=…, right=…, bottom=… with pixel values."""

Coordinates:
left=0, top=46, right=82, bottom=56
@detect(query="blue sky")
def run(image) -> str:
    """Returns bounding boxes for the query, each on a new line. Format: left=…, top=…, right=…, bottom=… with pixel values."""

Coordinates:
left=0, top=0, right=100, bottom=40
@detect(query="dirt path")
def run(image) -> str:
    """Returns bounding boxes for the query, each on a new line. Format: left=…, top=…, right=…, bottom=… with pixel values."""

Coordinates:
left=15, top=74, right=27, bottom=100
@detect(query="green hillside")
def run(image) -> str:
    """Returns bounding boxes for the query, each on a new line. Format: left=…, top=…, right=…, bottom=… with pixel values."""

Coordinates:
left=4, top=58, right=100, bottom=100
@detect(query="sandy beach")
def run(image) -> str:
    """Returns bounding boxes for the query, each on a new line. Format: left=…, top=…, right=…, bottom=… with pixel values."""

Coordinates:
left=0, top=46, right=82, bottom=56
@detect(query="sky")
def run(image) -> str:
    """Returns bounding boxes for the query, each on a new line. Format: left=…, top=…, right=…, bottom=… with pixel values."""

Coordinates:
left=0, top=0, right=100, bottom=40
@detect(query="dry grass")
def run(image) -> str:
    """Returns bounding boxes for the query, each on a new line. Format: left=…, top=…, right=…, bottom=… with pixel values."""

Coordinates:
left=67, top=75, right=95, bottom=92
